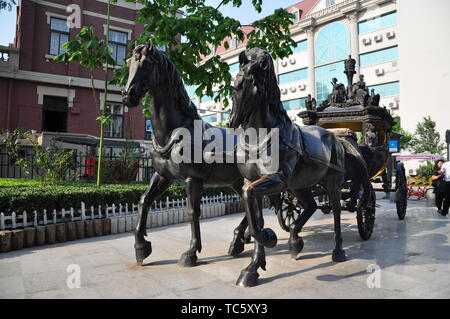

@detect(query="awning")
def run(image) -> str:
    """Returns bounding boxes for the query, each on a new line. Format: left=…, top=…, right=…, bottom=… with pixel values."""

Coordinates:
left=54, top=135, right=141, bottom=148
left=396, top=153, right=445, bottom=161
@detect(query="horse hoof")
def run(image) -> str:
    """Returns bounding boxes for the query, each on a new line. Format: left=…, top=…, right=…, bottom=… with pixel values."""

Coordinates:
left=228, top=239, right=245, bottom=257
left=289, top=237, right=304, bottom=258
left=332, top=249, right=347, bottom=262
left=178, top=252, right=198, bottom=267
left=262, top=228, right=277, bottom=248
left=135, top=240, right=152, bottom=265
left=236, top=270, right=259, bottom=287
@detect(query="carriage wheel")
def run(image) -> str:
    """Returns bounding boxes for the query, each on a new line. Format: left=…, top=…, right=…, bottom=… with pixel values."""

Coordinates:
left=356, top=187, right=376, bottom=241
left=395, top=162, right=408, bottom=220
left=276, top=192, right=302, bottom=232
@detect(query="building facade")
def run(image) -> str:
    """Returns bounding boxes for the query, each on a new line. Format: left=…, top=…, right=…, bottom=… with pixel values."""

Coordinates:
left=0, top=0, right=153, bottom=156
left=194, top=0, right=401, bottom=129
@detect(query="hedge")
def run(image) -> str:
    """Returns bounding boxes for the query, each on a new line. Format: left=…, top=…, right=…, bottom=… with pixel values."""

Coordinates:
left=0, top=181, right=237, bottom=214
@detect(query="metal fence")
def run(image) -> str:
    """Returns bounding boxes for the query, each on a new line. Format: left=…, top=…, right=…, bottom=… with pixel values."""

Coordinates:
left=0, top=153, right=155, bottom=182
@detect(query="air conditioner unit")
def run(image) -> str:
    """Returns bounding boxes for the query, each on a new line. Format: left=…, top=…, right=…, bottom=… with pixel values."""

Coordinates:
left=281, top=60, right=288, bottom=67
left=298, top=84, right=306, bottom=90
left=289, top=58, right=296, bottom=65
left=374, top=35, right=383, bottom=42
left=388, top=101, right=399, bottom=110
left=290, top=86, right=297, bottom=93
left=375, top=68, right=384, bottom=76
left=386, top=31, right=396, bottom=39
left=281, top=88, right=288, bottom=94
left=392, top=61, right=398, bottom=67
left=362, top=37, right=372, bottom=45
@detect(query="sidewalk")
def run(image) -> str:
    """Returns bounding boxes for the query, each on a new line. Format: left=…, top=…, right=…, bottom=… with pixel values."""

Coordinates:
left=0, top=200, right=449, bottom=299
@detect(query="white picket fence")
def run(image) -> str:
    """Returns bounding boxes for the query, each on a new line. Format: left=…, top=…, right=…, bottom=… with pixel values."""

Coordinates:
left=0, top=193, right=241, bottom=231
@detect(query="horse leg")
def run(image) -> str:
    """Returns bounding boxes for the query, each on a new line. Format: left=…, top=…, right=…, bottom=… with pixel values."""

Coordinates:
left=236, top=174, right=286, bottom=287
left=325, top=174, right=347, bottom=262
left=236, top=196, right=267, bottom=287
left=178, top=177, right=203, bottom=267
left=289, top=188, right=317, bottom=259
left=135, top=172, right=173, bottom=265
left=228, top=179, right=249, bottom=257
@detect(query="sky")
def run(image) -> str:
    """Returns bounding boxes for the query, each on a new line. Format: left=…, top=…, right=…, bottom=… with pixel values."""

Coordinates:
left=0, top=0, right=302, bottom=46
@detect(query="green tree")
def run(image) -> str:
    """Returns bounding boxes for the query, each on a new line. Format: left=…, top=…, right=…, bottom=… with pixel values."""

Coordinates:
left=55, top=0, right=116, bottom=187
left=392, top=116, right=413, bottom=150
left=113, top=0, right=297, bottom=107
left=0, top=0, right=16, bottom=11
left=410, top=116, right=445, bottom=155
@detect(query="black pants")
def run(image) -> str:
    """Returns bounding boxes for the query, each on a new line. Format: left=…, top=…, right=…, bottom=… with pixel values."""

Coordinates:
left=436, top=192, right=445, bottom=211
left=442, top=182, right=450, bottom=215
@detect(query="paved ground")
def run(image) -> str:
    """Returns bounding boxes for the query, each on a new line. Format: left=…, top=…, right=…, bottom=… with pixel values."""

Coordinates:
left=1, top=197, right=449, bottom=299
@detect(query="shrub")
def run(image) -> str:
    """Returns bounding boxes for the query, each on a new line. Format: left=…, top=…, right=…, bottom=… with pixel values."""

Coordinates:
left=0, top=181, right=236, bottom=214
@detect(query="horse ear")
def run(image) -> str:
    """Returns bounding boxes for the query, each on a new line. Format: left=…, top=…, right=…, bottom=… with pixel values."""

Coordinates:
left=239, top=51, right=249, bottom=66
left=260, top=55, right=269, bottom=71
left=146, top=40, right=155, bottom=55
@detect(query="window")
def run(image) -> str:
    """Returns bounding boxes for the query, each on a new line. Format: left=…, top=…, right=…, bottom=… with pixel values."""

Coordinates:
left=278, top=68, right=308, bottom=85
left=49, top=18, right=69, bottom=55
left=109, top=30, right=128, bottom=66
left=145, top=120, right=152, bottom=140
left=326, top=0, right=335, bottom=7
left=229, top=62, right=240, bottom=73
left=360, top=46, right=398, bottom=67
left=368, top=81, right=400, bottom=97
left=104, top=103, right=124, bottom=138
left=231, top=37, right=239, bottom=48
left=358, top=11, right=397, bottom=35
left=282, top=98, right=308, bottom=111
left=290, top=10, right=300, bottom=23
left=201, top=94, right=216, bottom=103
left=201, top=114, right=218, bottom=123
left=291, top=40, right=308, bottom=54
left=315, top=22, right=349, bottom=66
left=42, top=96, right=68, bottom=132
left=315, top=61, right=347, bottom=103
left=222, top=113, right=231, bottom=121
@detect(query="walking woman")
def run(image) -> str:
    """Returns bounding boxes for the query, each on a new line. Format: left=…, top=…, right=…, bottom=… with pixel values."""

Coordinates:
left=432, top=160, right=446, bottom=215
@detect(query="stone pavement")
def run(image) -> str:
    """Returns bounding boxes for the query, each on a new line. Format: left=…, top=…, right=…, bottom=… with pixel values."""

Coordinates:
left=0, top=198, right=449, bottom=299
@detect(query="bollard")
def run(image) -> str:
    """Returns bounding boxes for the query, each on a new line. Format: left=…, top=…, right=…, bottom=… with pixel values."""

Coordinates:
left=66, top=222, right=77, bottom=241
left=102, top=219, right=111, bottom=236
left=117, top=217, right=126, bottom=233
left=55, top=224, right=67, bottom=243
left=35, top=226, right=46, bottom=246
left=84, top=220, right=95, bottom=237
left=75, top=221, right=85, bottom=239
left=94, top=219, right=103, bottom=237
left=24, top=228, right=36, bottom=248
left=0, top=231, right=12, bottom=252
left=45, top=225, right=56, bottom=244
left=11, top=229, right=24, bottom=250
left=110, top=217, right=118, bottom=234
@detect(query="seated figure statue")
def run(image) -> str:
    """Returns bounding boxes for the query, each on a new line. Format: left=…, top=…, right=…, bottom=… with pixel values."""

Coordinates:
left=353, top=75, right=370, bottom=106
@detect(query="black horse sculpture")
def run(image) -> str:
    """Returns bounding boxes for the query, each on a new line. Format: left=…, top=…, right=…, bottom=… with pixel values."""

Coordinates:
left=122, top=41, right=253, bottom=266
left=230, top=48, right=348, bottom=287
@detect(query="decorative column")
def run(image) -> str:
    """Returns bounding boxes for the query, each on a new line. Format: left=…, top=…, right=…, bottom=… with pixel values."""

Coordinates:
left=306, top=28, right=316, bottom=98
left=347, top=12, right=360, bottom=78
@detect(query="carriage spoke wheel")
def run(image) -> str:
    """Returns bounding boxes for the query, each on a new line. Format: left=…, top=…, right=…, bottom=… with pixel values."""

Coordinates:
left=395, top=162, right=408, bottom=220
left=357, top=187, right=376, bottom=241
left=276, top=192, right=302, bottom=232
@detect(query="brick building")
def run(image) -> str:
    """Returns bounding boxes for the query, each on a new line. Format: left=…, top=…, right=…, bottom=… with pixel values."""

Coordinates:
left=0, top=0, right=153, bottom=157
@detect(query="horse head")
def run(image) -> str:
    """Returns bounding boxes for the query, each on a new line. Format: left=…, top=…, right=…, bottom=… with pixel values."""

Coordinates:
left=122, top=40, right=161, bottom=108
left=230, top=48, right=286, bottom=128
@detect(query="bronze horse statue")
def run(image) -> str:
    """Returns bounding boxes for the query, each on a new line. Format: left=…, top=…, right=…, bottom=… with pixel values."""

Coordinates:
left=122, top=41, right=255, bottom=266
left=230, top=48, right=349, bottom=287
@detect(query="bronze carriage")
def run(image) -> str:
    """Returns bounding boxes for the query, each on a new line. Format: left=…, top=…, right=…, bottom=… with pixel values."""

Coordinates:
left=276, top=56, right=407, bottom=241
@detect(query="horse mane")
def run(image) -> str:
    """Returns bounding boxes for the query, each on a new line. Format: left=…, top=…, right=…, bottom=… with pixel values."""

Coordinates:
left=134, top=44, right=201, bottom=120
left=262, top=51, right=291, bottom=126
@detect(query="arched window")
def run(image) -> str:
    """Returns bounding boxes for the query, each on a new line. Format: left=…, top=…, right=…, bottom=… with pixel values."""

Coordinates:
left=314, top=22, right=350, bottom=102
left=315, top=22, right=349, bottom=65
